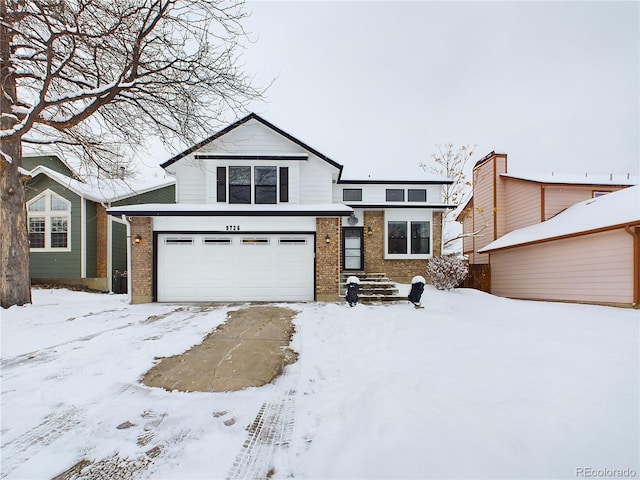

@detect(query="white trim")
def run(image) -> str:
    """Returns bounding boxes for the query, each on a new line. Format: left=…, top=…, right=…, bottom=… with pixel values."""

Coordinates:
left=27, top=189, right=72, bottom=252
left=384, top=209, right=433, bottom=260
left=81, top=196, right=86, bottom=278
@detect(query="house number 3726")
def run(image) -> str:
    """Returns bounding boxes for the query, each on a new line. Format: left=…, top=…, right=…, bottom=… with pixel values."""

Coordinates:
left=225, top=225, right=240, bottom=231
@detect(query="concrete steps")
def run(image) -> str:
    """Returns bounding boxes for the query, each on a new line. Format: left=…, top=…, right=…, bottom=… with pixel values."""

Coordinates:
left=341, top=272, right=406, bottom=304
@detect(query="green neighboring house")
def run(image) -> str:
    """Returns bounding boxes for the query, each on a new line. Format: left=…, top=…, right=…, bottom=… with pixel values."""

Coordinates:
left=24, top=155, right=175, bottom=292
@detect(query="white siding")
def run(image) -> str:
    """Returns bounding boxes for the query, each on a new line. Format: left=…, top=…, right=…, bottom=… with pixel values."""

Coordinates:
left=172, top=158, right=207, bottom=204
left=200, top=118, right=308, bottom=155
left=165, top=118, right=338, bottom=205
left=299, top=157, right=334, bottom=204
left=333, top=184, right=444, bottom=204
left=490, top=229, right=634, bottom=304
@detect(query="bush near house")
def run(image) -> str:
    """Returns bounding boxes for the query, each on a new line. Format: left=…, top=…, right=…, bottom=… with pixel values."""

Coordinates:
left=427, top=255, right=469, bottom=290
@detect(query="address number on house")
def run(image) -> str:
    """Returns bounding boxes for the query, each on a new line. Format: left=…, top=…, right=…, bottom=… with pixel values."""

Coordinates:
left=225, top=225, right=241, bottom=231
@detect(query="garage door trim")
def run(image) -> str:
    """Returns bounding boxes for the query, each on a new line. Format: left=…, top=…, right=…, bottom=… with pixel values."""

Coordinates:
left=152, top=230, right=317, bottom=302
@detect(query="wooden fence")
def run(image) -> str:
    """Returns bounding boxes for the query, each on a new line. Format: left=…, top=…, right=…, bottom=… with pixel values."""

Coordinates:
left=461, top=264, right=491, bottom=292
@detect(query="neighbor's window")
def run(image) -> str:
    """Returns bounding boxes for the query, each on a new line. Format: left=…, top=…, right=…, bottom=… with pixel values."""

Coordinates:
left=343, top=188, right=363, bottom=202
left=255, top=166, right=277, bottom=204
left=411, top=221, right=430, bottom=254
left=388, top=221, right=407, bottom=254
left=229, top=166, right=251, bottom=204
left=593, top=191, right=611, bottom=198
left=386, top=189, right=404, bottom=202
left=27, top=190, right=70, bottom=250
left=408, top=189, right=427, bottom=202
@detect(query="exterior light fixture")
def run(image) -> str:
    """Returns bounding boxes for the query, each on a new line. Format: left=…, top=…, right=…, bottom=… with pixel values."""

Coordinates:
left=325, top=234, right=330, bottom=244
left=134, top=234, right=142, bottom=244
left=367, top=226, right=373, bottom=236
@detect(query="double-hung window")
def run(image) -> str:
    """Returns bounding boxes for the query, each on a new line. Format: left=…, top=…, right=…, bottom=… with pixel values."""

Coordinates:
left=255, top=166, right=277, bottom=204
left=228, top=166, right=251, bottom=204
left=27, top=190, right=71, bottom=251
left=388, top=221, right=408, bottom=254
left=386, top=218, right=431, bottom=257
left=222, top=166, right=288, bottom=204
left=410, top=221, right=430, bottom=254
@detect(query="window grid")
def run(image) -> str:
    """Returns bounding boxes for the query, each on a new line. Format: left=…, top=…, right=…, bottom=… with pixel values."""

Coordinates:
left=27, top=191, right=70, bottom=250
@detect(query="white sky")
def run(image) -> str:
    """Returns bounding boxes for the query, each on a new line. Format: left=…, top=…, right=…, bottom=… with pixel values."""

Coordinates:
left=193, top=0, right=638, bottom=180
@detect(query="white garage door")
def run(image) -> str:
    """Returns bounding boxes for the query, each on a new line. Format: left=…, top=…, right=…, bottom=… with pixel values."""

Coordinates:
left=156, top=233, right=314, bottom=302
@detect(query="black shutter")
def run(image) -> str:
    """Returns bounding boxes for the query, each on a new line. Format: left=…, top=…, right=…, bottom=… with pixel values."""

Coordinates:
left=279, top=167, right=289, bottom=202
left=217, top=167, right=226, bottom=202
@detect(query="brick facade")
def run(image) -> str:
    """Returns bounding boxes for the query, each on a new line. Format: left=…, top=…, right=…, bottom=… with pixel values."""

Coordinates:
left=315, top=217, right=342, bottom=301
left=130, top=217, right=153, bottom=304
left=96, top=204, right=108, bottom=278
left=363, top=210, right=443, bottom=284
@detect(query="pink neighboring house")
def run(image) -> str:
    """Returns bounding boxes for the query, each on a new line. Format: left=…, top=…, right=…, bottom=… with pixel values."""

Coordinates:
left=457, top=152, right=639, bottom=308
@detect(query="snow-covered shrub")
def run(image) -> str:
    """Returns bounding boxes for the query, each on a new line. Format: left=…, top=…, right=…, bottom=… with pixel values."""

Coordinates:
left=427, top=255, right=468, bottom=290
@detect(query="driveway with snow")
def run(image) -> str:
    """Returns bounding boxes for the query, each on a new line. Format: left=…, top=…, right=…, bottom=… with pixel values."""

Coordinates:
left=1, top=287, right=638, bottom=479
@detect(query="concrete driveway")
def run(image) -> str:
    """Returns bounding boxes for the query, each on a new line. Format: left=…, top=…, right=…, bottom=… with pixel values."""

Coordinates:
left=142, top=306, right=299, bottom=392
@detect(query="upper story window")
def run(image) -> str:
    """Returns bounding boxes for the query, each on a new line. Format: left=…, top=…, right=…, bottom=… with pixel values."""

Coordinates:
left=255, top=166, right=277, bottom=204
left=343, top=188, right=362, bottom=202
left=386, top=189, right=405, bottom=202
left=27, top=190, right=71, bottom=251
left=222, top=166, right=288, bottom=204
left=408, top=189, right=427, bottom=202
left=229, top=166, right=251, bottom=204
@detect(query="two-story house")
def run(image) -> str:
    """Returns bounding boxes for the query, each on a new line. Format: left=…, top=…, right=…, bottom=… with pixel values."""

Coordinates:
left=108, top=113, right=454, bottom=303
left=457, top=151, right=639, bottom=307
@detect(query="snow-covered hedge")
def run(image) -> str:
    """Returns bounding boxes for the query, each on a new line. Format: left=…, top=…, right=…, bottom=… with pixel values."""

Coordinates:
left=427, top=255, right=468, bottom=290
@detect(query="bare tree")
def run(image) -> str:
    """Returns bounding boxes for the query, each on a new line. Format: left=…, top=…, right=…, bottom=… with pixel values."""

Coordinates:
left=1, top=0, right=263, bottom=308
left=419, top=144, right=484, bottom=252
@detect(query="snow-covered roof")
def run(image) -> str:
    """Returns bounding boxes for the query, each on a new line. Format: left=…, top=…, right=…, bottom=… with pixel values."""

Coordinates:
left=107, top=203, right=354, bottom=217
left=29, top=165, right=175, bottom=204
left=479, top=185, right=640, bottom=252
left=501, top=172, right=638, bottom=186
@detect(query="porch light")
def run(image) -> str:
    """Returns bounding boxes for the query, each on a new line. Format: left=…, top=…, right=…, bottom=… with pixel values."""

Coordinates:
left=325, top=234, right=330, bottom=244
left=367, top=226, right=373, bottom=236
left=134, top=234, right=142, bottom=244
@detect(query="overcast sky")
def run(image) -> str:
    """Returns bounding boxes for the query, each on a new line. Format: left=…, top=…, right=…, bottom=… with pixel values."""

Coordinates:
left=196, top=0, right=638, bottom=180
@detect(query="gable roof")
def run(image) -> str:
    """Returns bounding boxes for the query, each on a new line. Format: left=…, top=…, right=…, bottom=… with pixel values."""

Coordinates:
left=478, top=185, right=640, bottom=252
left=160, top=113, right=344, bottom=175
left=22, top=154, right=76, bottom=178
left=29, top=165, right=175, bottom=204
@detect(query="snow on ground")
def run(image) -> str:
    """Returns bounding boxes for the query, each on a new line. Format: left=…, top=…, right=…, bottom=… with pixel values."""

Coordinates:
left=1, top=287, right=638, bottom=479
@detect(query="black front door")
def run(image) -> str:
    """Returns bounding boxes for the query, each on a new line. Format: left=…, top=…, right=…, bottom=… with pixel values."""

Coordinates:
left=343, top=227, right=363, bottom=270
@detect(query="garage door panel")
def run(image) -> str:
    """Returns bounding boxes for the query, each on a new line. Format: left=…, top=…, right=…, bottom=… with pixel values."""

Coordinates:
left=157, top=233, right=314, bottom=302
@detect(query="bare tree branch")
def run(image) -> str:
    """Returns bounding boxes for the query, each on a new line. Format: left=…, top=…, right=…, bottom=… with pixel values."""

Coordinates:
left=1, top=0, right=265, bottom=307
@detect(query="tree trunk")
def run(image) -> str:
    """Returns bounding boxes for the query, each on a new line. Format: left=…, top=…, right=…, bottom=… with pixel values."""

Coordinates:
left=1, top=0, right=32, bottom=308
left=0, top=139, right=31, bottom=308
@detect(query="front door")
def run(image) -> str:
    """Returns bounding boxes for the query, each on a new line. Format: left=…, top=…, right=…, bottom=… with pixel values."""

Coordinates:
left=343, top=227, right=363, bottom=271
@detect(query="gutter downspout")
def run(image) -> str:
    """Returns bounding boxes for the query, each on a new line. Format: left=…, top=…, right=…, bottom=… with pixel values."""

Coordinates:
left=122, top=214, right=132, bottom=304
left=624, top=224, right=640, bottom=307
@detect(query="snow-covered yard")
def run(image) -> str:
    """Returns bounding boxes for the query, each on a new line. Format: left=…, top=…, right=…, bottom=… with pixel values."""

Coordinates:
left=1, top=287, right=638, bottom=479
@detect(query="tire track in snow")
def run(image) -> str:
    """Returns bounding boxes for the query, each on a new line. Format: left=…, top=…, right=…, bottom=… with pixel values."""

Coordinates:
left=1, top=307, right=215, bottom=479
left=227, top=388, right=297, bottom=480
left=0, top=407, right=81, bottom=479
